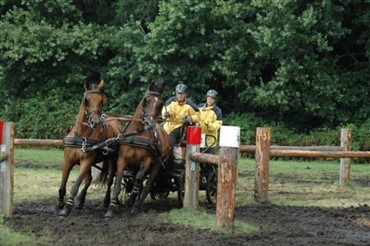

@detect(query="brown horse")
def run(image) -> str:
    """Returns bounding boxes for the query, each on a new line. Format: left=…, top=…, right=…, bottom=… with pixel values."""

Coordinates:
left=58, top=80, right=122, bottom=217
left=105, top=82, right=170, bottom=218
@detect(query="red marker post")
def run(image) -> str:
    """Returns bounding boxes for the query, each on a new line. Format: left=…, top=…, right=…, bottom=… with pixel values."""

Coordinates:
left=0, top=120, right=3, bottom=145
left=183, top=126, right=202, bottom=209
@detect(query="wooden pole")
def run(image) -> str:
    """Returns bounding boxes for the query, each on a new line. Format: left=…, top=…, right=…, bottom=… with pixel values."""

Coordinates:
left=216, top=146, right=239, bottom=228
left=14, top=138, right=62, bottom=147
left=189, top=152, right=219, bottom=166
left=268, top=150, right=369, bottom=158
left=184, top=144, right=200, bottom=209
left=1, top=122, right=15, bottom=218
left=339, top=128, right=352, bottom=185
left=254, top=127, right=270, bottom=203
left=240, top=145, right=344, bottom=153
left=216, top=126, right=240, bottom=228
left=183, top=126, right=202, bottom=210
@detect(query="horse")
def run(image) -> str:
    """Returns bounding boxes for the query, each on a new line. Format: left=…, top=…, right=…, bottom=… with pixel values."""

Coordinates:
left=104, top=82, right=170, bottom=218
left=58, top=80, right=123, bottom=217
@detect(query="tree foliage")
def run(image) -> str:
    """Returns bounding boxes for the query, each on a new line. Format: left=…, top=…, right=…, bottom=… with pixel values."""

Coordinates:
left=0, top=0, right=369, bottom=139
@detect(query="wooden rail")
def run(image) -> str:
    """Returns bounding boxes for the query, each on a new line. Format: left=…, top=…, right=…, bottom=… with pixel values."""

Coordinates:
left=240, top=145, right=370, bottom=158
left=14, top=139, right=62, bottom=147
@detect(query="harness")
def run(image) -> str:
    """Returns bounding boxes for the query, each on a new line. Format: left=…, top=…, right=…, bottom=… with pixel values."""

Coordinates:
left=63, top=122, right=117, bottom=156
left=116, top=128, right=162, bottom=158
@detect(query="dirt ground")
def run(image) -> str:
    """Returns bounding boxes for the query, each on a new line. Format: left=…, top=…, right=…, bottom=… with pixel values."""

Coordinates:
left=6, top=195, right=370, bottom=246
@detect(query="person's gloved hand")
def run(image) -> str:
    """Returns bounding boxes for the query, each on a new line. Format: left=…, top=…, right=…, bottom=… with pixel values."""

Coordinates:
left=184, top=116, right=192, bottom=123
left=207, top=122, right=216, bottom=131
left=163, top=111, right=170, bottom=118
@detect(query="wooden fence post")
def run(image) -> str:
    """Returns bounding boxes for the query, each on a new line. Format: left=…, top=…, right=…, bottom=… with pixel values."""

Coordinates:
left=183, top=126, right=202, bottom=209
left=339, top=128, right=352, bottom=185
left=254, top=127, right=271, bottom=203
left=216, top=126, right=240, bottom=228
left=0, top=121, right=15, bottom=218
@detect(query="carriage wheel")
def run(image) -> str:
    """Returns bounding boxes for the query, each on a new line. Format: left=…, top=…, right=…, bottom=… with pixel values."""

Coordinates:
left=149, top=175, right=170, bottom=200
left=119, top=183, right=129, bottom=204
left=119, top=175, right=134, bottom=204
left=150, top=189, right=170, bottom=200
left=176, top=170, right=185, bottom=207
left=206, top=170, right=217, bottom=204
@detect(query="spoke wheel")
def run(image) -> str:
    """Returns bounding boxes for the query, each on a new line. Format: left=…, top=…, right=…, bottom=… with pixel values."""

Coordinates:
left=206, top=170, right=217, bottom=205
left=176, top=170, right=185, bottom=207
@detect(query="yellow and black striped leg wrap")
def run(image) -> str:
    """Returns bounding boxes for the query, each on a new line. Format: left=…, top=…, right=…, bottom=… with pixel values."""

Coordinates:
left=66, top=198, right=74, bottom=208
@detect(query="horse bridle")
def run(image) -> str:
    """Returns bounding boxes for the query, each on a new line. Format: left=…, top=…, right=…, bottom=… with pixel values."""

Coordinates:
left=83, top=90, right=105, bottom=128
left=141, top=91, right=163, bottom=130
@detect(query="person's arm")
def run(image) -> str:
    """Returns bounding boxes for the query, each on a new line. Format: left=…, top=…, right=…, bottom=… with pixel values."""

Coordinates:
left=162, top=97, right=175, bottom=118
left=205, top=107, right=223, bottom=130
left=186, top=99, right=200, bottom=122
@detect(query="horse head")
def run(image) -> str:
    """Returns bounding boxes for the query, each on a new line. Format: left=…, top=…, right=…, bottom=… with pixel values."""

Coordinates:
left=84, top=80, right=107, bottom=128
left=141, top=82, right=164, bottom=131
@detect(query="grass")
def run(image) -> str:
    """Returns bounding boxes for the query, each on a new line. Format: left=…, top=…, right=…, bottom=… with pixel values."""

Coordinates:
left=0, top=215, right=50, bottom=246
left=2, top=147, right=370, bottom=240
left=14, top=147, right=64, bottom=168
left=160, top=208, right=259, bottom=234
left=236, top=158, right=370, bottom=207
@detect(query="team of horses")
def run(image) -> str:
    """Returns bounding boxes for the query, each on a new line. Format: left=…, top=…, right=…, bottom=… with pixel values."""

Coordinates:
left=57, top=80, right=170, bottom=218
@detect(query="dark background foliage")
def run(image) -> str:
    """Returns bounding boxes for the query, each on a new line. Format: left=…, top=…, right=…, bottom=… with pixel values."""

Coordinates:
left=0, top=0, right=368, bottom=149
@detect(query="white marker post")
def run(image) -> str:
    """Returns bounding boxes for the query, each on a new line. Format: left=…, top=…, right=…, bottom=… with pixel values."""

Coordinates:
left=216, top=126, right=240, bottom=228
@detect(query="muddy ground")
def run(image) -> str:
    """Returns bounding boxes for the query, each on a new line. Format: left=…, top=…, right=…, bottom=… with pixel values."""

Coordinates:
left=5, top=159, right=370, bottom=246
left=6, top=195, right=370, bottom=246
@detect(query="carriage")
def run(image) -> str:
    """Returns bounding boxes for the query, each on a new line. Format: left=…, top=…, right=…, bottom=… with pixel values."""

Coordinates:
left=119, top=124, right=218, bottom=207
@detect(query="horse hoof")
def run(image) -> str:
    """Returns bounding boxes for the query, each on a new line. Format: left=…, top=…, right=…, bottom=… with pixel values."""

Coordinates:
left=104, top=210, right=114, bottom=220
left=58, top=211, right=68, bottom=218
left=58, top=206, right=71, bottom=217
left=130, top=207, right=139, bottom=214
left=124, top=199, right=134, bottom=208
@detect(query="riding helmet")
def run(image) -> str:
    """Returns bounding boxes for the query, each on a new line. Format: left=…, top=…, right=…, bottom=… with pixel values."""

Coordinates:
left=175, top=84, right=187, bottom=93
left=206, top=89, right=218, bottom=98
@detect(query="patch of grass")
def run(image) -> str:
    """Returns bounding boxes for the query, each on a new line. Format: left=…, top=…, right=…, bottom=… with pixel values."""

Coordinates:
left=0, top=215, right=50, bottom=246
left=14, top=167, right=74, bottom=203
left=15, top=147, right=63, bottom=168
left=159, top=208, right=259, bottom=234
left=237, top=158, right=370, bottom=208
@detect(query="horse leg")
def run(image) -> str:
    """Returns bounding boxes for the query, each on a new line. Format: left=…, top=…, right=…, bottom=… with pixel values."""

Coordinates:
left=57, top=159, right=74, bottom=210
left=124, top=167, right=147, bottom=209
left=59, top=162, right=90, bottom=217
left=101, top=160, right=116, bottom=208
left=76, top=169, right=92, bottom=209
left=105, top=157, right=125, bottom=219
left=132, top=163, right=160, bottom=213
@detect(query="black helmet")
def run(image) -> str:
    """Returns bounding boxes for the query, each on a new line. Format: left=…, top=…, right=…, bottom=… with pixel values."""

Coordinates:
left=206, top=89, right=218, bottom=98
left=175, top=84, right=187, bottom=93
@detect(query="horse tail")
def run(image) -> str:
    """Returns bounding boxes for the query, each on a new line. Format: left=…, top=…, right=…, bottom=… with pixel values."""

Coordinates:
left=95, top=160, right=110, bottom=186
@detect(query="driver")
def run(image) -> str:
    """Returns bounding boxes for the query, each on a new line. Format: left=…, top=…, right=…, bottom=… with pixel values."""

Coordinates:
left=162, top=83, right=200, bottom=147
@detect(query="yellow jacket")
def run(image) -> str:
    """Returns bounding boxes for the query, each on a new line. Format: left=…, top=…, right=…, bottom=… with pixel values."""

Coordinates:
left=162, top=97, right=200, bottom=134
left=198, top=103, right=223, bottom=148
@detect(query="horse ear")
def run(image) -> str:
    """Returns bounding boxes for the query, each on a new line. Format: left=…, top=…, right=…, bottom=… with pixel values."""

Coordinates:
left=98, top=80, right=105, bottom=91
left=102, top=94, right=107, bottom=105
left=148, top=81, right=155, bottom=91
left=157, top=83, right=165, bottom=94
left=85, top=81, right=91, bottom=91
